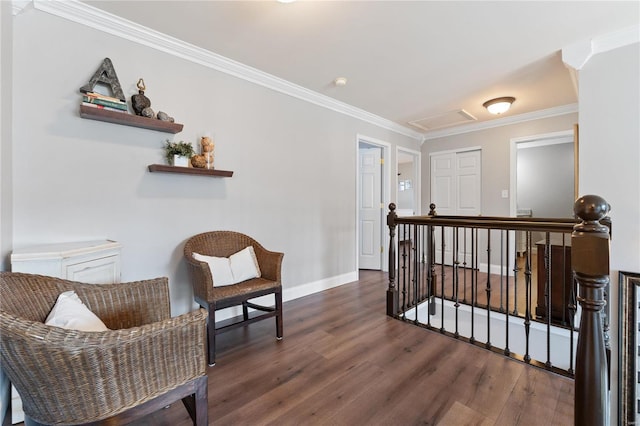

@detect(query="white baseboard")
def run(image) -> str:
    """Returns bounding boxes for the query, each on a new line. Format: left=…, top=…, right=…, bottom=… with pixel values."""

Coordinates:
left=479, top=262, right=516, bottom=277
left=282, top=271, right=359, bottom=301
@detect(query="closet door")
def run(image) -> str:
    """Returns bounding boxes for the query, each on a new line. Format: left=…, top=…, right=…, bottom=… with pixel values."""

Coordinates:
left=430, top=150, right=481, bottom=265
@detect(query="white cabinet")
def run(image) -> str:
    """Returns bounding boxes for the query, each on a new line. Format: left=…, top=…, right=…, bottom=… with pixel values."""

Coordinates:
left=8, top=240, right=121, bottom=424
left=11, top=240, right=121, bottom=283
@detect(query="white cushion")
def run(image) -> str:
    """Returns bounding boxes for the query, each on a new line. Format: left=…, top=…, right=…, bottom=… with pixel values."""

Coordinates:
left=193, top=252, right=235, bottom=286
left=45, top=291, right=109, bottom=332
left=230, top=246, right=262, bottom=283
left=193, top=246, right=261, bottom=287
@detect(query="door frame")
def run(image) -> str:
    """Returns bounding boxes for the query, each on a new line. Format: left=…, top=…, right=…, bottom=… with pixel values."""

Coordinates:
left=396, top=146, right=422, bottom=216
left=356, top=134, right=391, bottom=273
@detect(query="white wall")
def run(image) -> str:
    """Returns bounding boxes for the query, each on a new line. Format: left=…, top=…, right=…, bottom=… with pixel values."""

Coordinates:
left=0, top=1, right=13, bottom=422
left=578, top=41, right=640, bottom=425
left=6, top=7, right=419, bottom=319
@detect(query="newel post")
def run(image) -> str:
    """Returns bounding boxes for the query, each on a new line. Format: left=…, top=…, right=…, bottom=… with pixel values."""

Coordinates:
left=572, top=195, right=611, bottom=426
left=387, top=203, right=398, bottom=316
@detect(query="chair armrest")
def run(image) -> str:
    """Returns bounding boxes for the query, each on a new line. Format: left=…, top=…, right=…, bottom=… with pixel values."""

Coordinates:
left=73, top=277, right=171, bottom=329
left=0, top=308, right=208, bottom=424
left=253, top=246, right=284, bottom=283
left=184, top=254, right=217, bottom=302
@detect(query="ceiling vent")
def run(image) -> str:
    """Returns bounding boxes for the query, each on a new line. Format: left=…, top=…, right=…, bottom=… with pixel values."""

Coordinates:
left=409, top=109, right=477, bottom=131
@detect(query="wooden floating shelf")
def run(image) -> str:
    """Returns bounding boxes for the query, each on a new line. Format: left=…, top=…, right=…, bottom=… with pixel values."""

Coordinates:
left=80, top=105, right=184, bottom=133
left=148, top=164, right=234, bottom=177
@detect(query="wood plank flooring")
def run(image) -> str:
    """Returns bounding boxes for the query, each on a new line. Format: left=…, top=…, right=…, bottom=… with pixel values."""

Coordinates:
left=131, top=270, right=573, bottom=426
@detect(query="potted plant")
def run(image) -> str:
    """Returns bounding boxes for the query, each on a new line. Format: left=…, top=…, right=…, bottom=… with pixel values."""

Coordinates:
left=164, top=140, right=195, bottom=167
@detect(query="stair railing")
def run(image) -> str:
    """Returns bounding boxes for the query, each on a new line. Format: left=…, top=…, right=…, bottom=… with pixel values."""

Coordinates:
left=387, top=195, right=611, bottom=426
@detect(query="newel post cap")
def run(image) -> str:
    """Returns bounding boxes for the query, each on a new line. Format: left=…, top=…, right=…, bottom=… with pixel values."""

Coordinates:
left=574, top=194, right=610, bottom=222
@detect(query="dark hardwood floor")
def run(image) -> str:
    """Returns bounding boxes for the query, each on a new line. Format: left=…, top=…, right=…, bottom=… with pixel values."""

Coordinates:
left=131, top=270, right=573, bottom=426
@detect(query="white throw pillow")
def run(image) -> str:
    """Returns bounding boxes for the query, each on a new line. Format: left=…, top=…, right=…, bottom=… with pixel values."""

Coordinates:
left=45, top=291, right=109, bottom=332
left=193, top=246, right=261, bottom=287
left=229, top=246, right=262, bottom=283
left=193, top=252, right=235, bottom=286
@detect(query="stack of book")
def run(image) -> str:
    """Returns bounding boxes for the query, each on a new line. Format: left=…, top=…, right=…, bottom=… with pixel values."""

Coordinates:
left=81, top=92, right=129, bottom=113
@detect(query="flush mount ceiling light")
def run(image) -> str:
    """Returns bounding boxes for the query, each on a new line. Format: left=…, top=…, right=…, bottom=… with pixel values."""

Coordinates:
left=334, top=77, right=348, bottom=87
left=483, top=96, right=515, bottom=115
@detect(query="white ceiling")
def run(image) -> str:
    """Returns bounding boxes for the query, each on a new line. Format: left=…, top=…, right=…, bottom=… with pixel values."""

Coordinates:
left=84, top=1, right=639, bottom=136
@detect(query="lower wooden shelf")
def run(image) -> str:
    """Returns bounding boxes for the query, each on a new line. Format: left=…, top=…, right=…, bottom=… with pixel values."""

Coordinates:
left=148, top=164, right=233, bottom=177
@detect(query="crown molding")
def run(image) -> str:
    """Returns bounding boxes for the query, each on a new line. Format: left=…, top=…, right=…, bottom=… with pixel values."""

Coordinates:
left=28, top=0, right=423, bottom=141
left=12, top=0, right=30, bottom=15
left=422, top=103, right=578, bottom=141
left=562, top=24, right=640, bottom=71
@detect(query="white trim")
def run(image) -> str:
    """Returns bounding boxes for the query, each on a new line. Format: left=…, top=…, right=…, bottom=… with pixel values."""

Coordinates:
left=11, top=0, right=30, bottom=15
left=356, top=134, right=392, bottom=273
left=509, top=129, right=574, bottom=217
left=562, top=24, right=640, bottom=71
left=479, top=262, right=515, bottom=278
left=28, top=0, right=423, bottom=141
left=511, top=129, right=574, bottom=145
left=422, top=104, right=578, bottom=141
left=428, top=145, right=482, bottom=157
left=282, top=271, right=359, bottom=302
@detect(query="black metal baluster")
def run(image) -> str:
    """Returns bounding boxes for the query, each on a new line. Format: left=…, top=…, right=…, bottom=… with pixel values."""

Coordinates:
left=428, top=203, right=437, bottom=317
left=454, top=227, right=460, bottom=338
left=401, top=224, right=408, bottom=320
left=524, top=231, right=532, bottom=363
left=512, top=235, right=520, bottom=316
left=463, top=228, right=468, bottom=304
left=425, top=225, right=435, bottom=327
left=486, top=228, right=492, bottom=349
left=500, top=230, right=505, bottom=313
left=429, top=226, right=436, bottom=318
left=416, top=224, right=422, bottom=324
left=440, top=225, right=446, bottom=333
left=562, top=233, right=568, bottom=325
left=470, top=228, right=476, bottom=344
left=504, top=229, right=511, bottom=356
left=545, top=232, right=552, bottom=369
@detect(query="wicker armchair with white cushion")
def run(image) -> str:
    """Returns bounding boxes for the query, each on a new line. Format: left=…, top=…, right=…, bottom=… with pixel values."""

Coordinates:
left=0, top=272, right=209, bottom=426
left=183, top=231, right=284, bottom=366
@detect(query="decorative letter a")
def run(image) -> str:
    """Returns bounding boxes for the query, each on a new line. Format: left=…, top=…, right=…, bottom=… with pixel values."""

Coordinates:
left=79, top=58, right=126, bottom=102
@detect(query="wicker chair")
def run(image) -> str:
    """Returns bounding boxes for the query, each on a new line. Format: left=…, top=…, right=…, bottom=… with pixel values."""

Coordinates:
left=183, top=231, right=284, bottom=366
left=0, top=272, right=209, bottom=426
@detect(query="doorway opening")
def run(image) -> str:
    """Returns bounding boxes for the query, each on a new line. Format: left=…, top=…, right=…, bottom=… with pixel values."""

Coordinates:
left=510, top=130, right=575, bottom=219
left=396, top=147, right=421, bottom=217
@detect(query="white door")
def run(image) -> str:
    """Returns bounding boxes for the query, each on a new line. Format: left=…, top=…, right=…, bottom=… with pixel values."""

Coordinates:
left=359, top=147, right=382, bottom=270
left=431, top=150, right=481, bottom=265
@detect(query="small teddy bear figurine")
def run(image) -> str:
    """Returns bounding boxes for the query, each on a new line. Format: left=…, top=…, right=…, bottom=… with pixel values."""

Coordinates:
left=200, top=136, right=215, bottom=169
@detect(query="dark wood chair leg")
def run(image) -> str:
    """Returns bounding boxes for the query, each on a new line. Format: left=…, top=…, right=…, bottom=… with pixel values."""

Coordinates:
left=181, top=375, right=208, bottom=426
left=242, top=301, right=249, bottom=320
left=207, top=303, right=216, bottom=366
left=194, top=375, right=208, bottom=425
left=275, top=290, right=283, bottom=339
